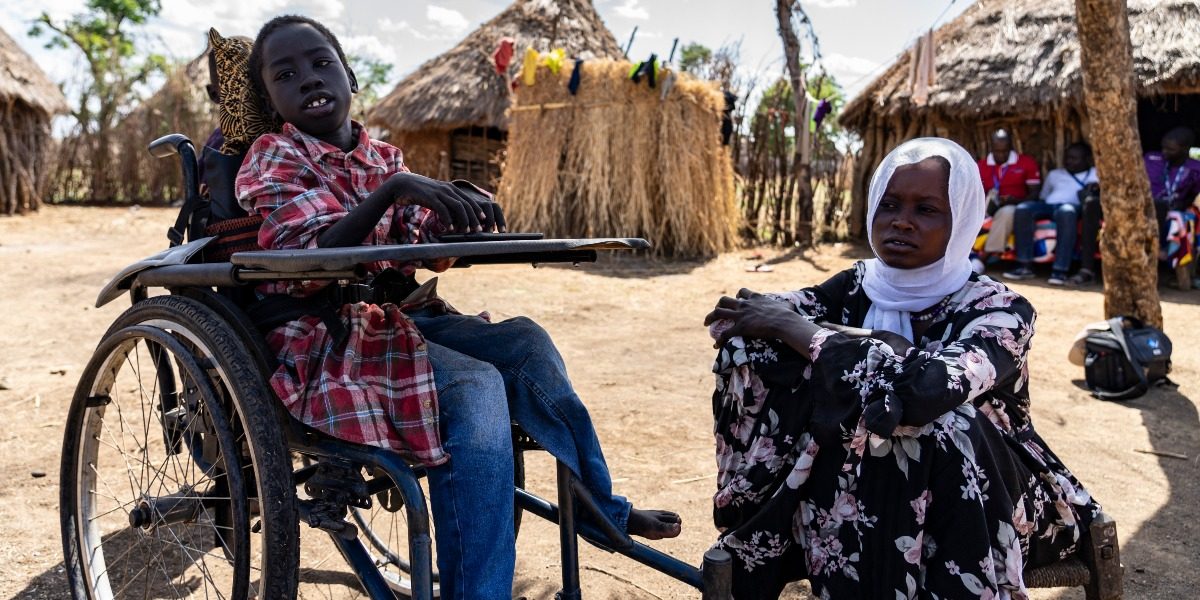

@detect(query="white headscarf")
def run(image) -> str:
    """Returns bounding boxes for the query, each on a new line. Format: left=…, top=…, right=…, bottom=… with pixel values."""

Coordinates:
left=862, top=137, right=985, bottom=342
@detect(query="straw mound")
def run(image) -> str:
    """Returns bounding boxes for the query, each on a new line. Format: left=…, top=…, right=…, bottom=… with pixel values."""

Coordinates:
left=497, top=59, right=738, bottom=257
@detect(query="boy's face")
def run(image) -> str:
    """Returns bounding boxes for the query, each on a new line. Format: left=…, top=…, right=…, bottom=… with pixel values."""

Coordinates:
left=260, top=23, right=354, bottom=148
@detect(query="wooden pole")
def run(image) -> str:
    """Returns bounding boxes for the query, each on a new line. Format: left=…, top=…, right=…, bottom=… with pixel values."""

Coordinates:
left=1074, top=0, right=1162, bottom=327
left=775, top=0, right=814, bottom=246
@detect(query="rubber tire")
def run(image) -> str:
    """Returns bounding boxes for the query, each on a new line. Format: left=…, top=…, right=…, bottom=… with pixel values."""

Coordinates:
left=62, top=295, right=300, bottom=599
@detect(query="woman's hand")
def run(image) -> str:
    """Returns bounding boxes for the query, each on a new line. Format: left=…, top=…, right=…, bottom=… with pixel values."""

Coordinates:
left=388, top=172, right=491, bottom=233
left=704, top=288, right=810, bottom=348
left=820, top=322, right=914, bottom=355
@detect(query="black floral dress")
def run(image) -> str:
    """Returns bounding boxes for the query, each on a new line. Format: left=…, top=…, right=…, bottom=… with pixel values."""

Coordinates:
left=711, top=262, right=1100, bottom=599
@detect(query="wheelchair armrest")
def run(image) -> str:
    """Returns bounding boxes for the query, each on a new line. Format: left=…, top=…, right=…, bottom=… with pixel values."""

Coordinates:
left=148, top=133, right=194, bottom=159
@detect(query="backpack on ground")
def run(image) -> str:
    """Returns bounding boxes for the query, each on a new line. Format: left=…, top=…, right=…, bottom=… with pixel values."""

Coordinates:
left=1082, top=316, right=1173, bottom=401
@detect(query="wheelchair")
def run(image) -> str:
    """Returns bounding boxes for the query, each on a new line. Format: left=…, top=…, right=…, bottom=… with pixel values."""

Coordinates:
left=59, top=133, right=734, bottom=600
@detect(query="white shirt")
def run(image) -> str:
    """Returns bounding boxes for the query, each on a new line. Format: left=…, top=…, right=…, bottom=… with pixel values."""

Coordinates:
left=1040, top=167, right=1098, bottom=205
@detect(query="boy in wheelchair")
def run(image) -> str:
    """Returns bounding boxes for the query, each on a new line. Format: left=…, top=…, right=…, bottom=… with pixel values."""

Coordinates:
left=227, top=15, right=680, bottom=598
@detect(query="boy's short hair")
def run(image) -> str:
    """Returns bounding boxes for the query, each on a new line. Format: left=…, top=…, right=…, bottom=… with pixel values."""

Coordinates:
left=248, top=15, right=355, bottom=111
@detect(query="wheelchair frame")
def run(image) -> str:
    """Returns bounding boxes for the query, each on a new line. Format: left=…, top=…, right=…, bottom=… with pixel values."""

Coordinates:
left=59, top=133, right=733, bottom=599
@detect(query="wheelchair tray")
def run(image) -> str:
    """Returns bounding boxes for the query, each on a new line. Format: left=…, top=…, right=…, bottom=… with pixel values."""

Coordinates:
left=229, top=238, right=651, bottom=272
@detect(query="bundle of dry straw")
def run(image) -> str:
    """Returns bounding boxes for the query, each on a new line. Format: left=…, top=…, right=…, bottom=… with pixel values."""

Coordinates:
left=497, top=59, right=738, bottom=257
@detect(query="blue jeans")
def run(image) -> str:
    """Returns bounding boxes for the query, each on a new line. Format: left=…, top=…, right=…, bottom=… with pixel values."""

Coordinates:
left=411, top=312, right=631, bottom=599
left=1014, top=200, right=1078, bottom=273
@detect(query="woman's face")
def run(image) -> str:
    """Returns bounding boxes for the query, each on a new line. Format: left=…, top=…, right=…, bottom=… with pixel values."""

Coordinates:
left=871, top=157, right=953, bottom=269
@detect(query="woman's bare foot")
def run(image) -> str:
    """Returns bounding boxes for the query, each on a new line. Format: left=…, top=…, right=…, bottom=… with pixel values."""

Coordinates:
left=627, top=508, right=682, bottom=540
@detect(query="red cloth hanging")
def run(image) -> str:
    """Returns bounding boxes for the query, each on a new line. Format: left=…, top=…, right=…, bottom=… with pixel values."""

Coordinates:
left=493, top=37, right=515, bottom=75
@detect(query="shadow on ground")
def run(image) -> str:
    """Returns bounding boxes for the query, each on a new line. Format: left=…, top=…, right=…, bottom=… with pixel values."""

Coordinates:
left=1102, top=385, right=1198, bottom=597
left=534, top=251, right=711, bottom=279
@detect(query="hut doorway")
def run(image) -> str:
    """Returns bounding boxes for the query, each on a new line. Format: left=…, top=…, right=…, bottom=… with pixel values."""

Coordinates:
left=1138, top=95, right=1200, bottom=152
left=449, top=126, right=506, bottom=190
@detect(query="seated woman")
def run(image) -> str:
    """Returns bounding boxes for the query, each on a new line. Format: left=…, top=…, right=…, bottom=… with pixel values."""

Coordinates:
left=705, top=138, right=1100, bottom=599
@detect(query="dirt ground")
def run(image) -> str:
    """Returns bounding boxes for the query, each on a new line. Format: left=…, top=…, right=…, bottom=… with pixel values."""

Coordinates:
left=1, top=206, right=1197, bottom=599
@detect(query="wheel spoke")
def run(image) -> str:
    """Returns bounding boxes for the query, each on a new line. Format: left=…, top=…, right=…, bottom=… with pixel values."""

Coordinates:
left=86, top=497, right=139, bottom=522
left=103, top=386, right=145, bottom=509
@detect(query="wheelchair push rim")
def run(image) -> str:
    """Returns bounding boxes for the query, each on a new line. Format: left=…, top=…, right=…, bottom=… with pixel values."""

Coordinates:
left=62, top=324, right=251, bottom=599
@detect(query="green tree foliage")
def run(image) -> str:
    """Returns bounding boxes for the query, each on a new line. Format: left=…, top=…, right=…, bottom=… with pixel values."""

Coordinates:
left=678, top=42, right=712, bottom=75
left=348, top=54, right=394, bottom=122
left=743, top=71, right=849, bottom=244
left=675, top=41, right=739, bottom=89
left=750, top=71, right=844, bottom=155
left=29, top=0, right=166, bottom=200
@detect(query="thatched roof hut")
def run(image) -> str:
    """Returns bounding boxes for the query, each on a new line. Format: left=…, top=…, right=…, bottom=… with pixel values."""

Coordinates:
left=838, top=0, right=1200, bottom=236
left=0, top=27, right=68, bottom=214
left=108, top=50, right=217, bottom=204
left=367, top=0, right=624, bottom=187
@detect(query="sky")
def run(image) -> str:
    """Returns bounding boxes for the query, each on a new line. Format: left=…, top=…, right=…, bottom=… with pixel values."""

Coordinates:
left=1, top=0, right=970, bottom=113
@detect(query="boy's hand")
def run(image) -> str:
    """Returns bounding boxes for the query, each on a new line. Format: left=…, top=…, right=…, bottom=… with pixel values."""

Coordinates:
left=389, top=172, right=487, bottom=233
left=451, top=180, right=507, bottom=232
left=479, top=200, right=507, bottom=232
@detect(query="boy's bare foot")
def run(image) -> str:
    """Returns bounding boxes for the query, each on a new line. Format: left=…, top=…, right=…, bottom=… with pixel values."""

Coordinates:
left=627, top=508, right=682, bottom=540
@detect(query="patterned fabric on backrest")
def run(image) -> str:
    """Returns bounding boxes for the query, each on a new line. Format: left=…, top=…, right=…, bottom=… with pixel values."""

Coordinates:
left=208, top=27, right=280, bottom=155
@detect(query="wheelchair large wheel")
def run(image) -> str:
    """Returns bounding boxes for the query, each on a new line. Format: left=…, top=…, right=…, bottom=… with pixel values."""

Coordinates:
left=61, top=295, right=299, bottom=599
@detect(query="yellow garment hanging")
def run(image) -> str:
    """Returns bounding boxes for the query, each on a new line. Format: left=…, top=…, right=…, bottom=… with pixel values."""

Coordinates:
left=522, top=47, right=540, bottom=86
left=540, top=48, right=566, bottom=75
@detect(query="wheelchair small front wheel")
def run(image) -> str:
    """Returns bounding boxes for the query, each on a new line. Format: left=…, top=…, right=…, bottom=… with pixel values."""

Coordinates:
left=61, top=295, right=299, bottom=599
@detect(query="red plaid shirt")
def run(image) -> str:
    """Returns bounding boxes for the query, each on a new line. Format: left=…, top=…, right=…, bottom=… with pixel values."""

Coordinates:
left=235, top=122, right=448, bottom=466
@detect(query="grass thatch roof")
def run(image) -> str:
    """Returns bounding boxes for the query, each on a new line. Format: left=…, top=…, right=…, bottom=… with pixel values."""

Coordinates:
left=0, top=26, right=68, bottom=116
left=839, top=0, right=1200, bottom=130
left=367, top=0, right=623, bottom=133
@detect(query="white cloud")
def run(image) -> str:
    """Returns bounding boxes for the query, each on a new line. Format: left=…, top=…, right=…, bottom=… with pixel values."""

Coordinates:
left=822, top=52, right=879, bottom=77
left=425, top=5, right=468, bottom=34
left=613, top=0, right=649, bottom=20
left=378, top=18, right=412, bottom=33
left=151, top=0, right=348, bottom=57
left=342, top=34, right=398, bottom=66
left=804, top=0, right=857, bottom=7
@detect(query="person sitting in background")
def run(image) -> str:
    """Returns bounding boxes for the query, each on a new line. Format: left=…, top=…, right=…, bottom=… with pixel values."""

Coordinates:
left=1072, top=176, right=1104, bottom=286
left=977, top=129, right=1041, bottom=261
left=1146, top=126, right=1200, bottom=256
left=1004, top=142, right=1098, bottom=285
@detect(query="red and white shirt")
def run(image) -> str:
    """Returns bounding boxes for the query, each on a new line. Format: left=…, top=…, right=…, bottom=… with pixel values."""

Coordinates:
left=977, top=150, right=1041, bottom=200
left=235, top=122, right=449, bottom=466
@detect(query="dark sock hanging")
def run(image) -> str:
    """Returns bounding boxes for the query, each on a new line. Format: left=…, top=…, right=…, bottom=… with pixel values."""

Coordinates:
left=631, top=53, right=658, bottom=87
left=568, top=59, right=584, bottom=95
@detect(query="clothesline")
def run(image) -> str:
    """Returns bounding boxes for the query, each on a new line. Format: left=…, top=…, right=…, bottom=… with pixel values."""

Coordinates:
left=509, top=101, right=620, bottom=113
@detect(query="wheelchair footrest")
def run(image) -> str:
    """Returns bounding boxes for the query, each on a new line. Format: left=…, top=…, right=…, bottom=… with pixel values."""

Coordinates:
left=299, top=498, right=359, bottom=540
